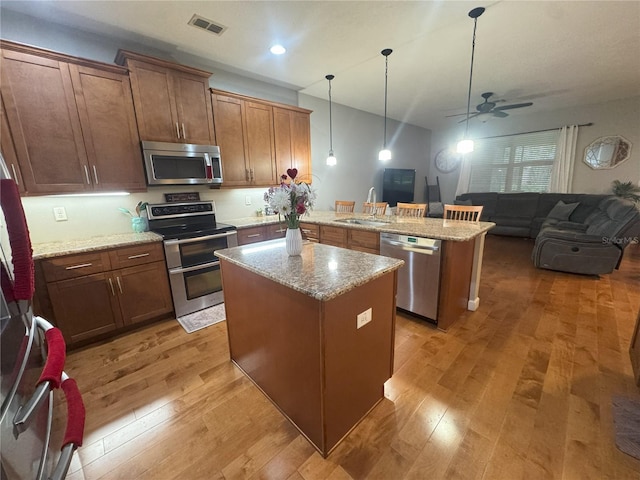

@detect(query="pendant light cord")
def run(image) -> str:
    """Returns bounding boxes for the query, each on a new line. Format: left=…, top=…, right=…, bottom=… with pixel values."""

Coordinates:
left=383, top=54, right=389, bottom=148
left=328, top=78, right=333, bottom=153
left=464, top=16, right=479, bottom=139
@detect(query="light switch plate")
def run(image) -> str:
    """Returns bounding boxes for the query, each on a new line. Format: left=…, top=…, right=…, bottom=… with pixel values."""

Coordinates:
left=357, top=308, right=372, bottom=329
left=53, top=206, right=67, bottom=221
left=245, top=195, right=252, bottom=206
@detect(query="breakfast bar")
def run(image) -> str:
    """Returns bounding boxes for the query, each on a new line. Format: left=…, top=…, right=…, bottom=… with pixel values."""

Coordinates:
left=216, top=240, right=404, bottom=457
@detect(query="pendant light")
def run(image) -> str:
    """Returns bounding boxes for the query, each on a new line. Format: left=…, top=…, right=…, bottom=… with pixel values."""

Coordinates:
left=378, top=48, right=393, bottom=161
left=325, top=74, right=337, bottom=166
left=457, top=7, right=485, bottom=154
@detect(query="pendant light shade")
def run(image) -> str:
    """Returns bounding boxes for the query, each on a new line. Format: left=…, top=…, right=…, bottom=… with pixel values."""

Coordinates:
left=379, top=48, right=393, bottom=161
left=325, top=74, right=337, bottom=166
left=457, top=7, right=485, bottom=154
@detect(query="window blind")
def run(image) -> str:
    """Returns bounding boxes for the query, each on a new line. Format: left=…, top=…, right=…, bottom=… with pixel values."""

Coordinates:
left=467, top=130, right=559, bottom=193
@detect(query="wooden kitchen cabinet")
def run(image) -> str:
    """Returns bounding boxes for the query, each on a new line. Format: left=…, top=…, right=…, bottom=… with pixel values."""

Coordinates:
left=273, top=106, right=312, bottom=182
left=348, top=229, right=380, bottom=254
left=211, top=90, right=277, bottom=186
left=0, top=97, right=25, bottom=192
left=238, top=226, right=269, bottom=245
left=300, top=222, right=319, bottom=243
left=40, top=242, right=173, bottom=346
left=116, top=50, right=216, bottom=145
left=0, top=40, right=145, bottom=195
left=320, top=225, right=348, bottom=248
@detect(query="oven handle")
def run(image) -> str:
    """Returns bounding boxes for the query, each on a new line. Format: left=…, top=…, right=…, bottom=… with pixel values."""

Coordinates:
left=168, top=261, right=220, bottom=275
left=164, top=230, right=237, bottom=246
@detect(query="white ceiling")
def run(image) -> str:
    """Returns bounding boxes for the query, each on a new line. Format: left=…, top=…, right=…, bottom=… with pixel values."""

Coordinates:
left=3, top=1, right=640, bottom=131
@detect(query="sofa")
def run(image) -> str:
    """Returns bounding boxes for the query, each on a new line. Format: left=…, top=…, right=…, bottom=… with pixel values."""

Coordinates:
left=455, top=192, right=640, bottom=275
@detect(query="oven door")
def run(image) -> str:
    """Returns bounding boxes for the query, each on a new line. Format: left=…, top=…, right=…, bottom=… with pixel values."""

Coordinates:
left=163, top=231, right=237, bottom=270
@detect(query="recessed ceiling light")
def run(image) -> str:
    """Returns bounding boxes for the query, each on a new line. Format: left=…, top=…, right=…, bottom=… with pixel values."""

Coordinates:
left=270, top=44, right=286, bottom=55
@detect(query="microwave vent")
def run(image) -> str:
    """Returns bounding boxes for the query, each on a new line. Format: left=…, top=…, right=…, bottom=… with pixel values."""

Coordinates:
left=188, top=14, right=227, bottom=36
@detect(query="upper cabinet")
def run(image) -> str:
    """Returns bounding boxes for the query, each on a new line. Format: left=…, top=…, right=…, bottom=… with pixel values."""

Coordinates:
left=273, top=106, right=312, bottom=182
left=211, top=90, right=277, bottom=187
left=0, top=40, right=145, bottom=195
left=212, top=89, right=312, bottom=187
left=0, top=97, right=25, bottom=192
left=115, top=50, right=216, bottom=145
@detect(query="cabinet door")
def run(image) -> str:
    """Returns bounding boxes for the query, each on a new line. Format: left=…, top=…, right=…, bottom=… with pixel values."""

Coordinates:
left=174, top=72, right=215, bottom=145
left=273, top=107, right=293, bottom=179
left=212, top=93, right=249, bottom=186
left=238, top=226, right=269, bottom=245
left=245, top=101, right=277, bottom=185
left=267, top=223, right=287, bottom=239
left=0, top=97, right=25, bottom=192
left=320, top=225, right=348, bottom=248
left=69, top=64, right=146, bottom=192
left=47, top=273, right=123, bottom=344
left=290, top=110, right=312, bottom=182
left=127, top=59, right=179, bottom=142
left=0, top=49, right=91, bottom=193
left=115, top=262, right=173, bottom=325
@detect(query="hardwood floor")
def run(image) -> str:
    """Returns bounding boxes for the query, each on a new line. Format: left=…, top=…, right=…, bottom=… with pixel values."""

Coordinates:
left=52, top=236, right=640, bottom=479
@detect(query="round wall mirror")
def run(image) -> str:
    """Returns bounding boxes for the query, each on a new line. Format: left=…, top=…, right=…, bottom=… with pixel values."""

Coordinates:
left=584, top=135, right=632, bottom=169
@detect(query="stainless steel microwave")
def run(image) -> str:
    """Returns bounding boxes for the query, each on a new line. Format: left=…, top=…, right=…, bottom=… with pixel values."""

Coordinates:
left=142, top=141, right=223, bottom=186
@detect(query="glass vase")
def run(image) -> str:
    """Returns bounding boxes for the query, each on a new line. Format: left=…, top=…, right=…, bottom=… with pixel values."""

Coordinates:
left=131, top=217, right=148, bottom=233
left=285, top=228, right=303, bottom=256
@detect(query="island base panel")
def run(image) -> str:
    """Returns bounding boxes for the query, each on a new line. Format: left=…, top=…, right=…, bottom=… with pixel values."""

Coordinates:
left=221, top=260, right=397, bottom=456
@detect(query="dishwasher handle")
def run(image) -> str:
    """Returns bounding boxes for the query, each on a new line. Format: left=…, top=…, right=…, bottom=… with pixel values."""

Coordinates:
left=382, top=239, right=440, bottom=252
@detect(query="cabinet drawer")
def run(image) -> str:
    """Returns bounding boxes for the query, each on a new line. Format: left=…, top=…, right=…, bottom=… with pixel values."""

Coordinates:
left=320, top=225, right=347, bottom=248
left=300, top=222, right=319, bottom=241
left=238, top=226, right=268, bottom=245
left=41, top=251, right=111, bottom=282
left=267, top=223, right=287, bottom=239
left=109, top=242, right=165, bottom=269
left=348, top=230, right=379, bottom=252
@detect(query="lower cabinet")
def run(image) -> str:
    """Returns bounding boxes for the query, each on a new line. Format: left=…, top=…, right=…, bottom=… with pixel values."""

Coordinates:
left=319, top=225, right=379, bottom=253
left=300, top=222, right=319, bottom=243
left=237, top=223, right=288, bottom=245
left=39, top=242, right=173, bottom=346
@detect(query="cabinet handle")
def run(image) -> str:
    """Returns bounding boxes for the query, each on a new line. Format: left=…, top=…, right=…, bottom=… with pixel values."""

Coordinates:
left=65, top=263, right=92, bottom=270
left=181, top=123, right=186, bottom=139
left=116, top=276, right=123, bottom=294
left=10, top=164, right=19, bottom=184
left=275, top=228, right=286, bottom=233
left=127, top=253, right=150, bottom=259
left=247, top=233, right=262, bottom=238
left=92, top=165, right=99, bottom=184
left=175, top=122, right=181, bottom=139
left=83, top=165, right=91, bottom=184
left=107, top=278, right=115, bottom=296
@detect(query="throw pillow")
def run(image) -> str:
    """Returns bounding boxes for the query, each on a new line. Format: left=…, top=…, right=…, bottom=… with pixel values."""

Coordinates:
left=547, top=200, right=579, bottom=221
left=454, top=199, right=472, bottom=206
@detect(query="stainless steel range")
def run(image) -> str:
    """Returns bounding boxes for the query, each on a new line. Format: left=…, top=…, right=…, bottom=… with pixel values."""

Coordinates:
left=147, top=201, right=238, bottom=318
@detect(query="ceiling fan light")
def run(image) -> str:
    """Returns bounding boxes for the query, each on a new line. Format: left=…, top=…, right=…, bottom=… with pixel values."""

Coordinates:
left=379, top=148, right=392, bottom=161
left=457, top=139, right=474, bottom=154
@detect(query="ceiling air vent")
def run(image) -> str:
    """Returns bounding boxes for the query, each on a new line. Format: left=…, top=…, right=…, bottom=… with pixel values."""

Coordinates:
left=188, top=14, right=227, bottom=36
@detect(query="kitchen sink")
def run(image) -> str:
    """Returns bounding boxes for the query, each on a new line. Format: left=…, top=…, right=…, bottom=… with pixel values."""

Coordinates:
left=333, top=218, right=391, bottom=227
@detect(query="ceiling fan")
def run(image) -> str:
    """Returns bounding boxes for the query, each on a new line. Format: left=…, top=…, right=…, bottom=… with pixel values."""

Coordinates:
left=448, top=92, right=533, bottom=122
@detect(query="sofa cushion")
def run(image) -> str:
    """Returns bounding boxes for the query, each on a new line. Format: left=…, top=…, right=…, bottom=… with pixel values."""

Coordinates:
left=535, top=194, right=580, bottom=218
left=454, top=199, right=472, bottom=206
left=495, top=193, right=539, bottom=219
left=547, top=200, right=580, bottom=221
left=571, top=194, right=608, bottom=223
left=456, top=192, right=497, bottom=220
left=585, top=197, right=639, bottom=236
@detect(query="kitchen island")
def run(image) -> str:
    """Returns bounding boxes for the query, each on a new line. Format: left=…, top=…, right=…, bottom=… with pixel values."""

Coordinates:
left=216, top=240, right=404, bottom=457
left=224, top=211, right=495, bottom=330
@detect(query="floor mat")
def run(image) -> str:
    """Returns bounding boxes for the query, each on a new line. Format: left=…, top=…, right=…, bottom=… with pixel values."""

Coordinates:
left=177, top=303, right=226, bottom=334
left=612, top=395, right=640, bottom=461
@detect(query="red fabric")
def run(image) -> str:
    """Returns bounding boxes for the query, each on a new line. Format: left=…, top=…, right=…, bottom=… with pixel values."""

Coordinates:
left=0, top=179, right=34, bottom=301
left=37, top=328, right=66, bottom=389
left=61, top=378, right=85, bottom=448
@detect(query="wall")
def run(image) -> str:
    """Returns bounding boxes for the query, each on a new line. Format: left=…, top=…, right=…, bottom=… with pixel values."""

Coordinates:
left=430, top=96, right=640, bottom=203
left=2, top=8, right=431, bottom=243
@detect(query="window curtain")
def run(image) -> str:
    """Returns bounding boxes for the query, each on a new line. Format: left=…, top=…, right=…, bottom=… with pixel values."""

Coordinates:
left=549, top=125, right=578, bottom=193
left=455, top=153, right=472, bottom=197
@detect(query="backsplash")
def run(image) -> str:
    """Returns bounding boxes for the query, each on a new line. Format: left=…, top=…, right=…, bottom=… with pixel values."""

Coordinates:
left=21, top=186, right=273, bottom=244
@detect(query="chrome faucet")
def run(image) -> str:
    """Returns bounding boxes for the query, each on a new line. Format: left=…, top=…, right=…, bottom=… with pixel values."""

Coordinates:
left=366, top=187, right=376, bottom=218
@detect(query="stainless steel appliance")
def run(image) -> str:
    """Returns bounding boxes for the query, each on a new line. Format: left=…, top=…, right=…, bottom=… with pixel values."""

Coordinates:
left=380, top=232, right=441, bottom=323
left=147, top=201, right=237, bottom=318
left=1, top=162, right=84, bottom=480
left=142, top=141, right=223, bottom=186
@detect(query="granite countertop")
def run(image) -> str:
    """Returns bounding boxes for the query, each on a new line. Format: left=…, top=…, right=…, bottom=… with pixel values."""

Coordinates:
left=32, top=232, right=163, bottom=260
left=223, top=211, right=495, bottom=242
left=216, top=239, right=404, bottom=301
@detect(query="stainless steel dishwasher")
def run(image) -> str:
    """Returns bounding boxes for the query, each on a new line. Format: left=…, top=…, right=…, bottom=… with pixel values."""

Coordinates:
left=380, top=232, right=441, bottom=323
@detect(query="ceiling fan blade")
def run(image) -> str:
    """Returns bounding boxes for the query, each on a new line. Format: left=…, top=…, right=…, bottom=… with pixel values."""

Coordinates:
left=494, top=102, right=533, bottom=111
left=445, top=112, right=469, bottom=118
left=493, top=111, right=509, bottom=118
left=476, top=101, right=496, bottom=113
left=457, top=113, right=481, bottom=123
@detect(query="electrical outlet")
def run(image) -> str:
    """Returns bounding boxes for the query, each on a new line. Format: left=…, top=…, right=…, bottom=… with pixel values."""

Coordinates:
left=357, top=308, right=372, bottom=329
left=53, top=206, right=67, bottom=222
left=245, top=195, right=252, bottom=206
